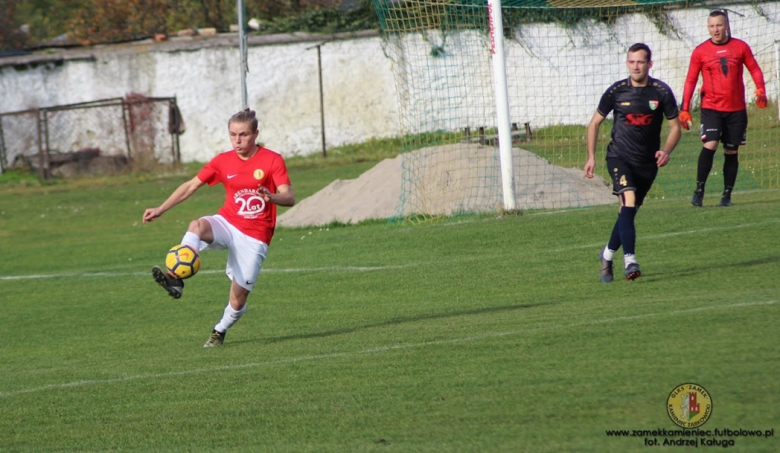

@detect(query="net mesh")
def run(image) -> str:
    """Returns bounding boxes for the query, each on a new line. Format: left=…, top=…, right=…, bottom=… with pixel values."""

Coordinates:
left=372, top=0, right=780, bottom=221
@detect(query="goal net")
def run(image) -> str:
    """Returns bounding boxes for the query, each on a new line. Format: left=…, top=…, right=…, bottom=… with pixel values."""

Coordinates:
left=372, top=0, right=780, bottom=221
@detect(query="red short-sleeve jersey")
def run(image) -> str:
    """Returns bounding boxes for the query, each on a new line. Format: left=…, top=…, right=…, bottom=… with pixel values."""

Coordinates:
left=197, top=147, right=291, bottom=245
left=682, top=38, right=765, bottom=112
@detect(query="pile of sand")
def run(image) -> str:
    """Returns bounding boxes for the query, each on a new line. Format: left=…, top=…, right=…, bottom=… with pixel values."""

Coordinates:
left=278, top=143, right=614, bottom=227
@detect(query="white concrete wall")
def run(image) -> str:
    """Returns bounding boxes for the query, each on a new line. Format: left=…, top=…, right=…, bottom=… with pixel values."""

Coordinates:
left=0, top=32, right=400, bottom=162
left=2, top=2, right=779, bottom=163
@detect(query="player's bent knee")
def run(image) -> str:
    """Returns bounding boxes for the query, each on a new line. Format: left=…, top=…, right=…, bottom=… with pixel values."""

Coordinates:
left=187, top=218, right=210, bottom=235
left=186, top=219, right=201, bottom=233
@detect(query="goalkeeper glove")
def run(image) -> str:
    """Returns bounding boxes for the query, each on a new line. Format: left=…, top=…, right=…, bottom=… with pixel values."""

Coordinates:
left=755, top=89, right=767, bottom=109
left=679, top=110, right=693, bottom=130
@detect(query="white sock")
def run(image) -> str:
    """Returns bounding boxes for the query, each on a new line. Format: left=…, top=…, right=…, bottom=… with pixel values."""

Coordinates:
left=624, top=253, right=637, bottom=267
left=181, top=232, right=201, bottom=251
left=602, top=246, right=616, bottom=261
left=214, top=303, right=246, bottom=333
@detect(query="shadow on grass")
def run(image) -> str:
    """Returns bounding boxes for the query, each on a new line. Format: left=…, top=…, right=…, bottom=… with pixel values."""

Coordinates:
left=642, top=255, right=780, bottom=282
left=236, top=302, right=555, bottom=345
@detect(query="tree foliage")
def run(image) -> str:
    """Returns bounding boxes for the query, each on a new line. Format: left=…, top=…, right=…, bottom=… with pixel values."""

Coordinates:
left=67, top=0, right=170, bottom=44
left=257, top=0, right=378, bottom=34
left=2, top=0, right=378, bottom=51
left=0, top=0, right=26, bottom=51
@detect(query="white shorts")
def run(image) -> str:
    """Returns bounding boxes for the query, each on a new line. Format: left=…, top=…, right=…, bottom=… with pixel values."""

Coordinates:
left=198, top=215, right=268, bottom=292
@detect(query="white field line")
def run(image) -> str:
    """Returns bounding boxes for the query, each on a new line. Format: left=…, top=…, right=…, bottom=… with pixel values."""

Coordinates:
left=1, top=219, right=778, bottom=282
left=0, top=265, right=415, bottom=281
left=553, top=218, right=780, bottom=252
left=0, top=299, right=775, bottom=399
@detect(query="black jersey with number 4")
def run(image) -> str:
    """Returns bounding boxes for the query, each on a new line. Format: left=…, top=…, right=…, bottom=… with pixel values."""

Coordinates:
left=597, top=77, right=679, bottom=166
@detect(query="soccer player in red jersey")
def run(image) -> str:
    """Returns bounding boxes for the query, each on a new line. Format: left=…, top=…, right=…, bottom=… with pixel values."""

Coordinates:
left=143, top=109, right=295, bottom=347
left=585, top=43, right=681, bottom=282
left=680, top=10, right=767, bottom=207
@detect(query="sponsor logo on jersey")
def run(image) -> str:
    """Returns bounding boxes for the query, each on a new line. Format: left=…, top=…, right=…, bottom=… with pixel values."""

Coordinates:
left=233, top=188, right=266, bottom=218
left=625, top=113, right=653, bottom=126
left=621, top=102, right=631, bottom=106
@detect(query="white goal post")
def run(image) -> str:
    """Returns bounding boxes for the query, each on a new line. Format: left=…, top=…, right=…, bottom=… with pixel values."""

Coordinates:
left=488, top=0, right=517, bottom=211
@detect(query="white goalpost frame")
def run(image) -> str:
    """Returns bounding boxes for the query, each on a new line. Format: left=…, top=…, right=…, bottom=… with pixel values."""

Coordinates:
left=487, top=0, right=516, bottom=210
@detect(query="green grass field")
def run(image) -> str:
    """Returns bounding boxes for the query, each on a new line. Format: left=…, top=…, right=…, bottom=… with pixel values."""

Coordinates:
left=1, top=158, right=779, bottom=451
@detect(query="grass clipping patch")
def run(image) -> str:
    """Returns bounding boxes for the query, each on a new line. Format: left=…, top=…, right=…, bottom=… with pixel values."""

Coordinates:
left=278, top=143, right=614, bottom=227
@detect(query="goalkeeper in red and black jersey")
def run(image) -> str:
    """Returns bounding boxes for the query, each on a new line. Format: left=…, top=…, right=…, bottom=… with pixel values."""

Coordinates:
left=680, top=10, right=767, bottom=207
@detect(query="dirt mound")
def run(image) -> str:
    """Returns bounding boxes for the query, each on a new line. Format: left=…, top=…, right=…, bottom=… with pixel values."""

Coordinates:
left=278, top=143, right=613, bottom=227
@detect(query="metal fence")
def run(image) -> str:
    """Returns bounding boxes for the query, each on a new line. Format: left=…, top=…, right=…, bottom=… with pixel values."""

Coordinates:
left=0, top=96, right=183, bottom=179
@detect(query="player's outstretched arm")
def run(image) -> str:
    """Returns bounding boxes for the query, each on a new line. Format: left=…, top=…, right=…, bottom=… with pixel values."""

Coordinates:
left=584, top=111, right=606, bottom=179
left=143, top=176, right=205, bottom=223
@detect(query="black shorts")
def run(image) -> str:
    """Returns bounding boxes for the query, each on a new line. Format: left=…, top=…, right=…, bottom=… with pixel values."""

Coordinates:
left=699, top=108, right=748, bottom=150
left=606, top=157, right=658, bottom=207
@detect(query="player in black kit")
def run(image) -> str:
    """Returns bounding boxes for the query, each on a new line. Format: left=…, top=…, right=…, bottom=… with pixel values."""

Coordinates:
left=584, top=43, right=682, bottom=283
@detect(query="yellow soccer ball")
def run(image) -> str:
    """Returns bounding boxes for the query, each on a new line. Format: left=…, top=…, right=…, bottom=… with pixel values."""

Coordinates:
left=165, top=244, right=201, bottom=279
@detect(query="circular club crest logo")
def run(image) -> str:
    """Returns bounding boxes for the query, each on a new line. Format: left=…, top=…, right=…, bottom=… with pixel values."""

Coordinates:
left=667, top=383, right=713, bottom=428
left=253, top=169, right=265, bottom=180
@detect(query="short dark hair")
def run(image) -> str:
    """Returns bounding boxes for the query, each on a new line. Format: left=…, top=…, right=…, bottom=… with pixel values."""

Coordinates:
left=709, top=10, right=728, bottom=19
left=229, top=108, right=258, bottom=132
left=628, top=43, right=651, bottom=62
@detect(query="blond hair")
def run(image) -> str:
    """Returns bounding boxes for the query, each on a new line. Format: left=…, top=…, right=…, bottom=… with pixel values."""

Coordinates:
left=228, top=108, right=258, bottom=132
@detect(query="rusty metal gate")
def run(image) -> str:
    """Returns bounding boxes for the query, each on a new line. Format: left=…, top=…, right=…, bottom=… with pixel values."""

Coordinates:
left=0, top=95, right=183, bottom=179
